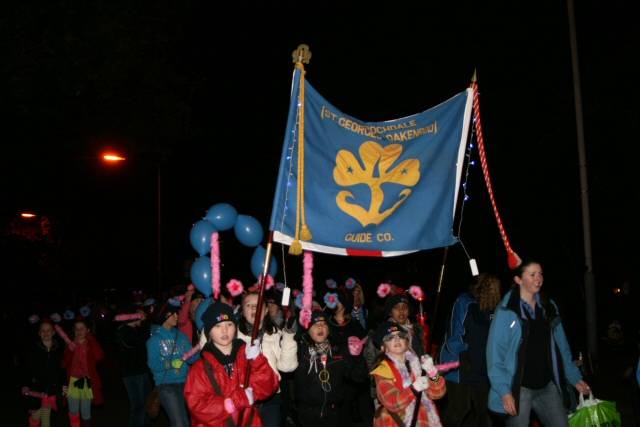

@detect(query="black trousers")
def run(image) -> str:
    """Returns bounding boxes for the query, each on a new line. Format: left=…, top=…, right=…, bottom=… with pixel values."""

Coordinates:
left=297, top=402, right=347, bottom=427
left=441, top=381, right=493, bottom=427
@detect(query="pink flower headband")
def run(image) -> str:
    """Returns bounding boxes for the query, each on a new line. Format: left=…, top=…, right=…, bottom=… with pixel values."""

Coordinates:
left=345, top=278, right=357, bottom=290
left=226, top=279, right=244, bottom=297
left=376, top=283, right=425, bottom=301
left=324, top=292, right=339, bottom=309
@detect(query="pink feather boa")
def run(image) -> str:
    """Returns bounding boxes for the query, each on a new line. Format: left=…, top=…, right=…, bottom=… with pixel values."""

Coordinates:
left=181, top=341, right=204, bottom=361
left=114, top=313, right=144, bottom=322
left=211, top=232, right=221, bottom=300
left=435, top=361, right=460, bottom=372
left=299, top=251, right=313, bottom=328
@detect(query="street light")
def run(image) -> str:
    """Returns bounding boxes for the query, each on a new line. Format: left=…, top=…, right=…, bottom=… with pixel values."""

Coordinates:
left=20, top=212, right=37, bottom=218
left=101, top=153, right=127, bottom=163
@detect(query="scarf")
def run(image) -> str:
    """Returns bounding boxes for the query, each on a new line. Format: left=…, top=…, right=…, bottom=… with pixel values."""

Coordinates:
left=388, top=352, right=442, bottom=427
left=307, top=341, right=332, bottom=374
left=204, top=339, right=243, bottom=377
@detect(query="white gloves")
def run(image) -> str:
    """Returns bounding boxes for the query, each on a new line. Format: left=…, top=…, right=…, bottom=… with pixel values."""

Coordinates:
left=244, top=387, right=254, bottom=405
left=412, top=376, right=429, bottom=392
left=420, top=354, right=438, bottom=378
left=245, top=339, right=261, bottom=360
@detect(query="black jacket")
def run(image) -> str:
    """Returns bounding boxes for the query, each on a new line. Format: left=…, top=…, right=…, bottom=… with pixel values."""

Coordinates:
left=328, top=317, right=367, bottom=347
left=115, top=323, right=150, bottom=377
left=293, top=336, right=367, bottom=411
left=24, top=339, right=65, bottom=410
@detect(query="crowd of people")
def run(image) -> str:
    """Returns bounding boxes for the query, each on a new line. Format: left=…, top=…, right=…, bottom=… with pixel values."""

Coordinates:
left=17, top=259, right=593, bottom=426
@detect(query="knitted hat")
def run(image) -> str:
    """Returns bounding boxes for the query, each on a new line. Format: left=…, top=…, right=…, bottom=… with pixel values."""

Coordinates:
left=377, top=283, right=423, bottom=317
left=201, top=301, right=236, bottom=334
left=384, top=294, right=412, bottom=317
left=373, top=320, right=408, bottom=348
left=308, top=310, right=328, bottom=329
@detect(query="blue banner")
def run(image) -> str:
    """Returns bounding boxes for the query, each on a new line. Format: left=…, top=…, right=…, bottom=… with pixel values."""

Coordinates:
left=269, top=69, right=473, bottom=256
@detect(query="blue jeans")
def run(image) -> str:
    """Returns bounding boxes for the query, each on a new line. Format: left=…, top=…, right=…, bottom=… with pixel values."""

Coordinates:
left=122, top=373, right=152, bottom=427
left=157, top=383, right=189, bottom=427
left=506, top=382, right=569, bottom=427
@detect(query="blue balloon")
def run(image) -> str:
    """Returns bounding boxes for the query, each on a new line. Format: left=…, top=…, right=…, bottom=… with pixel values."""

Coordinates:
left=189, top=220, right=217, bottom=256
left=234, top=215, right=264, bottom=247
left=194, top=297, right=213, bottom=331
left=205, top=203, right=238, bottom=231
left=250, top=246, right=278, bottom=280
left=190, top=256, right=212, bottom=297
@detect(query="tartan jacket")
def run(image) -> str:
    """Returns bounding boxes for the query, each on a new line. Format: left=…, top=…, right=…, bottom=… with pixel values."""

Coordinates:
left=371, top=358, right=445, bottom=427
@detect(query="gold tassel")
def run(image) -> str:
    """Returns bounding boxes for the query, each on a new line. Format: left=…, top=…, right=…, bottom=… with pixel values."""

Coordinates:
left=296, top=62, right=313, bottom=244
left=289, top=239, right=303, bottom=255
left=289, top=45, right=313, bottom=256
left=300, top=224, right=312, bottom=241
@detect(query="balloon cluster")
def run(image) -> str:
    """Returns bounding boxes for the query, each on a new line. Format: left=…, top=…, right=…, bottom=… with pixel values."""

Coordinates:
left=189, top=203, right=277, bottom=298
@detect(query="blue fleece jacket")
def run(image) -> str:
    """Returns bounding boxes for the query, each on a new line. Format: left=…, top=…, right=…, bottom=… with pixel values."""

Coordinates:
left=486, top=290, right=582, bottom=414
left=440, top=293, right=474, bottom=382
left=146, top=325, right=198, bottom=385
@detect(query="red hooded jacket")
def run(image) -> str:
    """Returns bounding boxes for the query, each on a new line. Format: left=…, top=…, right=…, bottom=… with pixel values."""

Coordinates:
left=185, top=343, right=279, bottom=427
left=63, top=335, right=105, bottom=405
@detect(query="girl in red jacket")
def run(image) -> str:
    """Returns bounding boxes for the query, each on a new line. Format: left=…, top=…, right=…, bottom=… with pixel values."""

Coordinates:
left=184, top=301, right=279, bottom=427
left=62, top=318, right=104, bottom=427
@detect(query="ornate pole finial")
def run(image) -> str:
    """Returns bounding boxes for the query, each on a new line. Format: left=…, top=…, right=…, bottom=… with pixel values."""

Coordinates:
left=471, top=69, right=477, bottom=84
left=292, top=44, right=312, bottom=65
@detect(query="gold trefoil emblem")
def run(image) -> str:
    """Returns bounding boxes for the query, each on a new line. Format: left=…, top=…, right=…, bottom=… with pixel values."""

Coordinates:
left=333, top=141, right=420, bottom=227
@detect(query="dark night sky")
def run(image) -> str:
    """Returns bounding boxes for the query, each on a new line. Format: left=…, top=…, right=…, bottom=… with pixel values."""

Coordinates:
left=1, top=3, right=638, bottom=339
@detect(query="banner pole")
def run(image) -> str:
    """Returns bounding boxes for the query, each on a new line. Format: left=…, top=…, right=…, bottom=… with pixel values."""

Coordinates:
left=238, top=231, right=274, bottom=423
left=430, top=79, right=477, bottom=354
left=428, top=246, right=449, bottom=355
left=289, top=44, right=312, bottom=255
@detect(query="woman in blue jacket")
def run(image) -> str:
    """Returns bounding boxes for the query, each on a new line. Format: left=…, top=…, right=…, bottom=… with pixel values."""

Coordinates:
left=440, top=273, right=502, bottom=426
left=147, top=299, right=198, bottom=427
left=486, top=259, right=590, bottom=426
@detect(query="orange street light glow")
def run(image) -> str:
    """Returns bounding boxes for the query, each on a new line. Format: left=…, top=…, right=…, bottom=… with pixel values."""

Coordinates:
left=102, top=153, right=126, bottom=162
left=21, top=212, right=36, bottom=218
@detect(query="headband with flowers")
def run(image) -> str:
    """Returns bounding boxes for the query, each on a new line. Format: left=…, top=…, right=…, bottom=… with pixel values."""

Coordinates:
left=168, top=297, right=182, bottom=307
left=79, top=305, right=91, bottom=317
left=345, top=278, right=357, bottom=290
left=376, top=283, right=425, bottom=301
left=226, top=279, right=244, bottom=297
left=323, top=292, right=339, bottom=310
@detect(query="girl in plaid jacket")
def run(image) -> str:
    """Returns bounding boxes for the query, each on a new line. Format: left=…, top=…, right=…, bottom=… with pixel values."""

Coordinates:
left=371, top=321, right=445, bottom=427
